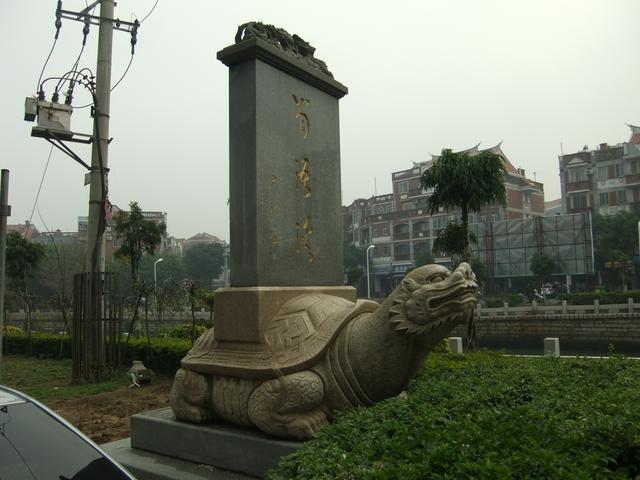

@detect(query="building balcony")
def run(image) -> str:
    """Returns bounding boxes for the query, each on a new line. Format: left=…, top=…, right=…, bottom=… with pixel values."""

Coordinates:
left=598, top=205, right=630, bottom=216
left=394, top=253, right=411, bottom=261
left=393, top=232, right=410, bottom=241
left=412, top=230, right=429, bottom=238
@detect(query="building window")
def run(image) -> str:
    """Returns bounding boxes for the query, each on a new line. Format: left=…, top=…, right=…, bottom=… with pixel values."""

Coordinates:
left=402, top=201, right=415, bottom=211
left=614, top=164, right=622, bottom=178
left=599, top=192, right=609, bottom=206
left=372, top=224, right=389, bottom=238
left=373, top=244, right=391, bottom=257
left=630, top=160, right=640, bottom=175
left=397, top=181, right=408, bottom=194
left=569, top=167, right=588, bottom=182
left=617, top=190, right=627, bottom=205
left=571, top=194, right=588, bottom=209
left=522, top=192, right=531, bottom=203
left=597, top=166, right=607, bottom=180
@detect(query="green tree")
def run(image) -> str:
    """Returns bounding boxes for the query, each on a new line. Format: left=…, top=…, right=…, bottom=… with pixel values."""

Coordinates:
left=6, top=232, right=46, bottom=353
left=343, top=243, right=365, bottom=286
left=593, top=212, right=640, bottom=289
left=470, top=258, right=487, bottom=285
left=421, top=149, right=506, bottom=263
left=196, top=288, right=215, bottom=327
left=414, top=250, right=434, bottom=268
left=139, top=252, right=185, bottom=286
left=530, top=252, right=556, bottom=290
left=183, top=243, right=224, bottom=288
left=113, top=201, right=167, bottom=284
left=432, top=222, right=477, bottom=261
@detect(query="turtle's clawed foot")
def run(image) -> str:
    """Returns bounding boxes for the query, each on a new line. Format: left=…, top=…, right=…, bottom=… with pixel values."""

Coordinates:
left=276, top=408, right=329, bottom=440
left=170, top=368, right=213, bottom=424
left=248, top=371, right=327, bottom=440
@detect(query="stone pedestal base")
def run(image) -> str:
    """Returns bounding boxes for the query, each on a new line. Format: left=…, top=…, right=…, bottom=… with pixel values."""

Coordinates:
left=214, top=286, right=356, bottom=343
left=103, top=408, right=302, bottom=478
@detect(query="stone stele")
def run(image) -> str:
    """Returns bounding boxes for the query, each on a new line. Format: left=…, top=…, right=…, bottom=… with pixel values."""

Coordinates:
left=170, top=23, right=477, bottom=441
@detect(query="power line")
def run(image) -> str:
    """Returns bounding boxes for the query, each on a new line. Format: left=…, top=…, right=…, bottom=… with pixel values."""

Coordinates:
left=25, top=145, right=54, bottom=238
left=139, top=0, right=159, bottom=23
left=36, top=38, right=58, bottom=92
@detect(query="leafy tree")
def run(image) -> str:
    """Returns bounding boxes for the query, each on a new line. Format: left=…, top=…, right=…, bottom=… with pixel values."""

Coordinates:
left=6, top=232, right=46, bottom=353
left=414, top=250, right=435, bottom=268
left=113, top=201, right=167, bottom=284
left=470, top=258, right=487, bottom=285
left=432, top=222, right=477, bottom=261
left=421, top=149, right=506, bottom=263
left=343, top=243, right=365, bottom=286
left=196, top=288, right=215, bottom=327
left=593, top=212, right=640, bottom=289
left=139, top=252, right=185, bottom=286
left=530, top=252, right=556, bottom=290
left=183, top=243, right=224, bottom=288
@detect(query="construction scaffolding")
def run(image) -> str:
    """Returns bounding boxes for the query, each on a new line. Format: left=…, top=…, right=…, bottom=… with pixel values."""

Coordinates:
left=470, top=213, right=594, bottom=278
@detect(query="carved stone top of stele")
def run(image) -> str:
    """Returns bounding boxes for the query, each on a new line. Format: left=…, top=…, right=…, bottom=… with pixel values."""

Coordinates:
left=234, top=21, right=333, bottom=78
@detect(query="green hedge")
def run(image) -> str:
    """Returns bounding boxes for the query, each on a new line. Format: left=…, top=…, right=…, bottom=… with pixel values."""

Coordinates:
left=485, top=293, right=528, bottom=308
left=559, top=290, right=640, bottom=305
left=2, top=333, right=191, bottom=376
left=268, top=352, right=640, bottom=479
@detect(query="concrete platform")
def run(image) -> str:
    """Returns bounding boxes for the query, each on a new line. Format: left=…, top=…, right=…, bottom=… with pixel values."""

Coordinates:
left=109, top=408, right=302, bottom=478
left=103, top=438, right=253, bottom=479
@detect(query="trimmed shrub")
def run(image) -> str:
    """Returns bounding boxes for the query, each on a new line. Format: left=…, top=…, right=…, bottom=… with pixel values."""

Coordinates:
left=3, top=332, right=191, bottom=376
left=268, top=353, right=640, bottom=479
left=559, top=290, right=640, bottom=305
left=4, top=325, right=24, bottom=336
left=168, top=324, right=208, bottom=339
left=485, top=293, right=527, bottom=308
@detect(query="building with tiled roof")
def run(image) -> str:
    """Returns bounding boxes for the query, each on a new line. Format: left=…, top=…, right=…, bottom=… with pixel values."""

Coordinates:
left=343, top=143, right=545, bottom=294
left=7, top=221, right=39, bottom=240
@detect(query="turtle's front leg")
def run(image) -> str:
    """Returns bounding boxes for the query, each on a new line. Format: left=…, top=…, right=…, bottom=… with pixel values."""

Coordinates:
left=248, top=370, right=328, bottom=440
left=170, top=368, right=213, bottom=423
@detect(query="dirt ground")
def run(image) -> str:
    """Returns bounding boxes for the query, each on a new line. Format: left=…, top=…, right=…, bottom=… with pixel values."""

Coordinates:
left=49, top=376, right=174, bottom=444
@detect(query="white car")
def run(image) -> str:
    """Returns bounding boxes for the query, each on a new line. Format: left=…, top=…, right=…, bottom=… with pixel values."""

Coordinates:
left=0, top=385, right=135, bottom=479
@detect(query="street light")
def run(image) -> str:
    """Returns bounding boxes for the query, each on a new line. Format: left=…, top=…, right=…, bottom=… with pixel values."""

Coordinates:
left=366, top=244, right=376, bottom=299
left=153, top=258, right=164, bottom=294
left=637, top=220, right=640, bottom=262
left=223, top=244, right=230, bottom=288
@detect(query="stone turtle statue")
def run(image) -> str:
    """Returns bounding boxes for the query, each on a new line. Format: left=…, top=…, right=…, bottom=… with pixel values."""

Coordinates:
left=170, top=262, right=477, bottom=440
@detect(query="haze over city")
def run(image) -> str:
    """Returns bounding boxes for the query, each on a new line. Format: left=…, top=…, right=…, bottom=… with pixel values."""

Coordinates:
left=2, top=0, right=638, bottom=239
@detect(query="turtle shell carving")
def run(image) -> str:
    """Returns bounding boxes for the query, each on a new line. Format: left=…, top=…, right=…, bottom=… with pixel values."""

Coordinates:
left=181, top=294, right=379, bottom=379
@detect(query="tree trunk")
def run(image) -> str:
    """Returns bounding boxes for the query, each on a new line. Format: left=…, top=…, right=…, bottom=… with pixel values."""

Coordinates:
left=461, top=205, right=471, bottom=264
left=190, top=296, right=197, bottom=346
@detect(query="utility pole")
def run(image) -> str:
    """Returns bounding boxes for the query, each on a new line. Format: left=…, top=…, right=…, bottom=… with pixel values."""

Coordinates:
left=0, top=170, right=11, bottom=381
left=84, top=0, right=114, bottom=274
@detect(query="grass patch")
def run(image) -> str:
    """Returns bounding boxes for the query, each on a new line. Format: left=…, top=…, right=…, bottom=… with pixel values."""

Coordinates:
left=269, top=352, right=640, bottom=479
left=2, top=355, right=129, bottom=403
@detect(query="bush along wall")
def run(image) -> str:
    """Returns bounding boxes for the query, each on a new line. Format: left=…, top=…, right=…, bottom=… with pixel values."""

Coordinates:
left=268, top=352, right=640, bottom=479
left=2, top=332, right=191, bottom=376
left=558, top=290, right=640, bottom=305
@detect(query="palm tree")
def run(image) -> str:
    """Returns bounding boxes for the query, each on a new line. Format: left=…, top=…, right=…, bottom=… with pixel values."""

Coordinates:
left=421, top=148, right=507, bottom=352
left=421, top=149, right=507, bottom=263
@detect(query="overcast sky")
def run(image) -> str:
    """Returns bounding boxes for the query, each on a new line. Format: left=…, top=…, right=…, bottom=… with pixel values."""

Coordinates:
left=2, top=1, right=639, bottom=240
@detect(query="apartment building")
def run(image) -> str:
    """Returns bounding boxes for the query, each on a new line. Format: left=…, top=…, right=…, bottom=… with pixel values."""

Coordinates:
left=560, top=125, right=640, bottom=216
left=343, top=143, right=544, bottom=294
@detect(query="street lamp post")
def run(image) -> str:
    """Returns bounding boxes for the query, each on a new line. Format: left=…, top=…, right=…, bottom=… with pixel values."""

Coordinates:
left=223, top=244, right=230, bottom=288
left=637, top=220, right=640, bottom=261
left=366, top=244, right=376, bottom=299
left=153, top=258, right=164, bottom=294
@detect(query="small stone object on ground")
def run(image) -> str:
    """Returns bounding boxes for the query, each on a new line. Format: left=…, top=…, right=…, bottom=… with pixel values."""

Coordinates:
left=127, top=360, right=154, bottom=388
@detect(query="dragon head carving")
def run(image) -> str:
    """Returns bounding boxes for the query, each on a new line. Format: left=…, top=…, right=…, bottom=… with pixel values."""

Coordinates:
left=389, top=262, right=477, bottom=335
